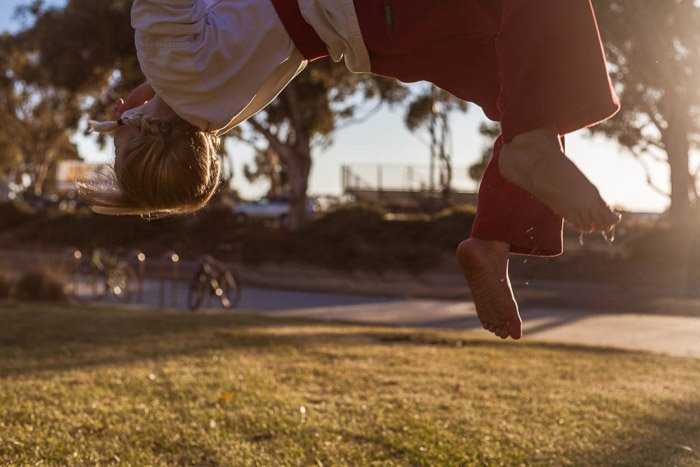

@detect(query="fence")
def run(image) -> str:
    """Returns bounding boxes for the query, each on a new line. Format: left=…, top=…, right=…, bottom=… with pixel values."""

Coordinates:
left=341, top=164, right=477, bottom=193
left=0, top=248, right=190, bottom=308
left=341, top=164, right=478, bottom=213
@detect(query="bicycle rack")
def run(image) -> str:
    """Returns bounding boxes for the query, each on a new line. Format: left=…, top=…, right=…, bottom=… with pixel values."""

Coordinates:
left=68, top=248, right=139, bottom=304
left=68, top=247, right=82, bottom=296
left=127, top=249, right=147, bottom=303
left=159, top=251, right=180, bottom=309
left=91, top=248, right=110, bottom=298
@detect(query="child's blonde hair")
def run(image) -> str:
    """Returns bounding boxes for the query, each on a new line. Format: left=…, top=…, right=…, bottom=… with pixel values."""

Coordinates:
left=80, top=113, right=221, bottom=216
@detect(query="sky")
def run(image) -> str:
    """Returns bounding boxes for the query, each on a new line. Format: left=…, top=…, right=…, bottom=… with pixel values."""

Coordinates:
left=0, top=0, right=676, bottom=212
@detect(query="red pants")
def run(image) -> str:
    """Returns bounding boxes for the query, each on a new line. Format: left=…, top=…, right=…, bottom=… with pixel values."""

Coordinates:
left=273, top=0, right=620, bottom=256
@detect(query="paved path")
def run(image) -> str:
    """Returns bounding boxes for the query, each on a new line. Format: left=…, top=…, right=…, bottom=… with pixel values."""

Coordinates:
left=94, top=280, right=700, bottom=359
left=248, top=294, right=700, bottom=359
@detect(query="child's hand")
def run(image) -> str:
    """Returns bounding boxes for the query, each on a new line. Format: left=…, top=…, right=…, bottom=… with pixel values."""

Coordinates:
left=113, top=83, right=156, bottom=117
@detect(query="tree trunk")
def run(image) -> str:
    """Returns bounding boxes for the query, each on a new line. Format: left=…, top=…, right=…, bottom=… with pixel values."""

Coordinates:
left=663, top=99, right=692, bottom=227
left=438, top=112, right=452, bottom=206
left=285, top=149, right=312, bottom=231
left=440, top=157, right=452, bottom=206
left=265, top=148, right=281, bottom=196
left=661, top=95, right=695, bottom=294
left=281, top=83, right=313, bottom=232
left=247, top=118, right=313, bottom=232
left=32, top=159, right=52, bottom=196
left=0, top=176, right=10, bottom=201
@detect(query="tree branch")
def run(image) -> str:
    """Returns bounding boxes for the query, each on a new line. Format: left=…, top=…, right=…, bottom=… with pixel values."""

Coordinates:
left=282, top=84, right=309, bottom=152
left=335, top=99, right=383, bottom=131
left=247, top=117, right=294, bottom=164
left=634, top=152, right=671, bottom=199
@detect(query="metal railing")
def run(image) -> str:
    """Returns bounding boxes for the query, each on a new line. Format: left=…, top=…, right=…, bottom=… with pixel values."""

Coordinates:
left=0, top=248, right=243, bottom=310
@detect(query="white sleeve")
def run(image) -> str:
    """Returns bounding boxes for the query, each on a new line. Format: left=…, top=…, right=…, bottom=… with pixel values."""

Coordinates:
left=216, top=51, right=308, bottom=135
left=133, top=0, right=306, bottom=132
left=131, top=0, right=208, bottom=36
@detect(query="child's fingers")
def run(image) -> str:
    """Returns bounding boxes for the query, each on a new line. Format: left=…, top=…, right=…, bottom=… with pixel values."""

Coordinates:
left=112, top=84, right=156, bottom=118
left=122, top=91, right=145, bottom=110
left=113, top=98, right=126, bottom=117
left=121, top=83, right=156, bottom=111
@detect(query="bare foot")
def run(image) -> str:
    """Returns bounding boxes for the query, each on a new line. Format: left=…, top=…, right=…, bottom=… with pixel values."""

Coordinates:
left=499, top=126, right=621, bottom=233
left=456, top=238, right=522, bottom=340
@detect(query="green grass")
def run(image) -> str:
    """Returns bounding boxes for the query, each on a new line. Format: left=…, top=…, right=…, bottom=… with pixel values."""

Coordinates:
left=1, top=302, right=698, bottom=465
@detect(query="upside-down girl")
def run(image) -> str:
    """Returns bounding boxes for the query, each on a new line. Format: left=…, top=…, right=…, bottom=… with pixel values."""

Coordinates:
left=86, top=0, right=621, bottom=339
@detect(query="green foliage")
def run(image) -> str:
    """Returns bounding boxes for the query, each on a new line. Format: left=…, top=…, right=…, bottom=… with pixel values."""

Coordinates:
left=244, top=60, right=408, bottom=230
left=27, top=0, right=139, bottom=94
left=13, top=270, right=68, bottom=303
left=0, top=202, right=38, bottom=232
left=236, top=204, right=475, bottom=273
left=2, top=204, right=477, bottom=274
left=5, top=1, right=410, bottom=229
left=470, top=122, right=501, bottom=183
left=243, top=147, right=288, bottom=196
left=404, top=86, right=468, bottom=132
left=592, top=0, right=700, bottom=221
left=0, top=3, right=90, bottom=195
left=0, top=274, right=13, bottom=299
left=9, top=207, right=190, bottom=249
left=1, top=0, right=142, bottom=190
left=403, top=86, right=469, bottom=196
left=428, top=205, right=477, bottom=247
left=187, top=205, right=241, bottom=237
left=619, top=223, right=700, bottom=268
left=310, top=204, right=386, bottom=234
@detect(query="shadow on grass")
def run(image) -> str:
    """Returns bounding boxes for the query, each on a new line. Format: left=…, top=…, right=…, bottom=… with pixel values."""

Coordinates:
left=1, top=302, right=698, bottom=464
left=517, top=284, right=700, bottom=318
left=574, top=397, right=700, bottom=465
left=402, top=308, right=589, bottom=334
left=0, top=301, right=654, bottom=378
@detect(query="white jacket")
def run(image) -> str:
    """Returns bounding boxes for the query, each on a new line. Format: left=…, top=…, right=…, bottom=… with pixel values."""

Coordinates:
left=131, top=0, right=370, bottom=134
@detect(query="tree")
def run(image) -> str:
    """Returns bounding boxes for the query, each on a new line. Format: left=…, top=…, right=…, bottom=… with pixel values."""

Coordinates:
left=404, top=85, right=468, bottom=203
left=13, top=1, right=406, bottom=227
left=592, top=0, right=700, bottom=226
left=243, top=146, right=288, bottom=197
left=20, top=0, right=142, bottom=108
left=0, top=0, right=140, bottom=197
left=245, top=60, right=407, bottom=230
left=17, top=1, right=404, bottom=228
left=0, top=32, right=80, bottom=196
left=468, top=122, right=501, bottom=186
left=10, top=0, right=239, bottom=195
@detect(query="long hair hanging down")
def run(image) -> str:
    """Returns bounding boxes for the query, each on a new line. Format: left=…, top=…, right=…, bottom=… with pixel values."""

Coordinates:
left=80, top=113, right=222, bottom=217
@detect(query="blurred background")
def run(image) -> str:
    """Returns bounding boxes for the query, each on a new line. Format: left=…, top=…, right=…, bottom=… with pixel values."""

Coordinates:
left=1, top=0, right=700, bottom=300
left=1, top=2, right=699, bottom=465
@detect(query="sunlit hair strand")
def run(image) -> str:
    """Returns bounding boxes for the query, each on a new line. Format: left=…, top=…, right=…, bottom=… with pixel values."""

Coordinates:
left=79, top=113, right=221, bottom=217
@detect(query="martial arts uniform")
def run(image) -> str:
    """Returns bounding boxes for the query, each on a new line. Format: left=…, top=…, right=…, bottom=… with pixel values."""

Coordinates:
left=131, top=0, right=619, bottom=257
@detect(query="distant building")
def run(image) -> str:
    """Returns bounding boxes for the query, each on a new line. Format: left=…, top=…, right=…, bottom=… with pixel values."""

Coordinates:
left=55, top=160, right=112, bottom=194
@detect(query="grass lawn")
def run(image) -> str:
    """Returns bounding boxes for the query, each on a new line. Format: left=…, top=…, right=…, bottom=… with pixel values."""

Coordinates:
left=0, top=302, right=698, bottom=465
